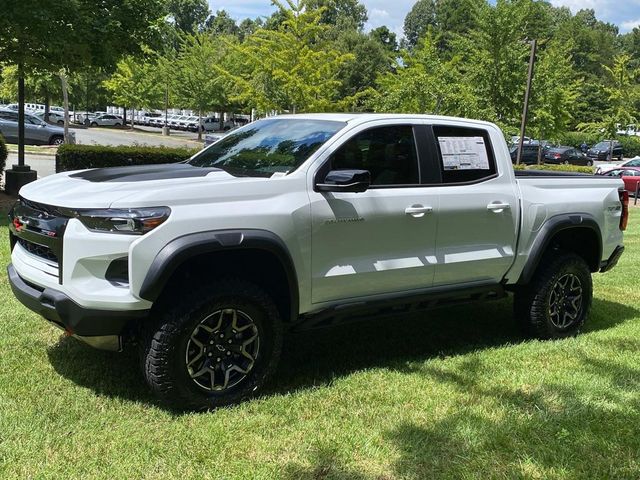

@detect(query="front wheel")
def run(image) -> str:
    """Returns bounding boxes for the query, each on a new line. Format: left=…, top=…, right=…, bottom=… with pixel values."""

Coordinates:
left=586, top=160, right=593, bottom=167
left=514, top=252, right=592, bottom=339
left=140, top=279, right=283, bottom=411
left=50, top=135, right=64, bottom=146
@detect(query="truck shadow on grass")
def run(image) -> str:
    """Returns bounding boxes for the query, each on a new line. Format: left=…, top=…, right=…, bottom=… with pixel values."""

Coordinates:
left=46, top=297, right=637, bottom=411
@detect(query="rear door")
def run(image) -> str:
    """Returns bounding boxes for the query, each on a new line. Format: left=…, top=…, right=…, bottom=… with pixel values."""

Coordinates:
left=428, top=125, right=519, bottom=286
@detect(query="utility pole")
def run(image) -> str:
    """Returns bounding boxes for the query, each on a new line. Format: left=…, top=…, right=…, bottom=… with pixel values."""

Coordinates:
left=516, top=39, right=537, bottom=166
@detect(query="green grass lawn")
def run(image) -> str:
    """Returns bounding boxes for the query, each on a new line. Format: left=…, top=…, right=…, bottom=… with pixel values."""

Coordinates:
left=1, top=212, right=640, bottom=479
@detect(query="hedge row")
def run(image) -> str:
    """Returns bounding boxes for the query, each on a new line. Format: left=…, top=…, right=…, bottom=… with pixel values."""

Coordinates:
left=0, top=134, right=7, bottom=173
left=512, top=163, right=594, bottom=174
left=55, top=144, right=200, bottom=172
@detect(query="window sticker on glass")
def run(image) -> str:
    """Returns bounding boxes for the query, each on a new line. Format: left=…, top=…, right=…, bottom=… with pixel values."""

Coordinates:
left=438, top=136, right=490, bottom=170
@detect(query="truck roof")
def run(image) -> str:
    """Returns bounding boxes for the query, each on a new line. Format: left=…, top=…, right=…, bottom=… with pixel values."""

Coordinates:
left=273, top=113, right=498, bottom=129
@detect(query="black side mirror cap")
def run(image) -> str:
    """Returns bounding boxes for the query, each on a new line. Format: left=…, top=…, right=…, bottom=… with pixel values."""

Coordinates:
left=316, top=169, right=371, bottom=193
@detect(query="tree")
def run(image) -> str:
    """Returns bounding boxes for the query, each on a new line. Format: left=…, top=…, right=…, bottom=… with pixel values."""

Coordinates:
left=166, top=0, right=210, bottom=33
left=334, top=30, right=393, bottom=109
left=403, top=0, right=437, bottom=49
left=224, top=0, right=354, bottom=114
left=0, top=0, right=165, bottom=172
left=370, top=26, right=398, bottom=53
left=579, top=54, right=639, bottom=158
left=206, top=10, right=239, bottom=36
left=370, top=33, right=481, bottom=118
left=305, top=0, right=368, bottom=30
left=103, top=54, right=164, bottom=129
left=169, top=33, right=234, bottom=139
left=528, top=41, right=581, bottom=142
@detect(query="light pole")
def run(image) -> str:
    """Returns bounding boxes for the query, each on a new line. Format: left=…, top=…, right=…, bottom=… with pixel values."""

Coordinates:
left=516, top=39, right=537, bottom=166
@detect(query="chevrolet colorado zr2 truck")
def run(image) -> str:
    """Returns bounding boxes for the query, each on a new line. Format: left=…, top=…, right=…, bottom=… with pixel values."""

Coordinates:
left=7, top=114, right=627, bottom=410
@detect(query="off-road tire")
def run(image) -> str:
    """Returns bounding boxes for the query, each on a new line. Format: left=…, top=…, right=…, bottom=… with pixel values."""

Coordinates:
left=140, top=279, right=283, bottom=411
left=514, top=252, right=592, bottom=339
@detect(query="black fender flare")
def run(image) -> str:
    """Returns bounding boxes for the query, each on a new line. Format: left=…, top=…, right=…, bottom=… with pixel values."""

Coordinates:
left=139, top=229, right=299, bottom=321
left=516, top=213, right=602, bottom=285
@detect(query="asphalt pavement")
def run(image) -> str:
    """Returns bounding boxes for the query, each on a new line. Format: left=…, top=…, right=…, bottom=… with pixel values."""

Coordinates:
left=73, top=125, right=205, bottom=148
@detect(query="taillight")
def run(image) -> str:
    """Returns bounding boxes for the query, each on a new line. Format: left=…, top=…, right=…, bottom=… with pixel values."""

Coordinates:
left=619, top=189, right=629, bottom=231
left=554, top=154, right=561, bottom=159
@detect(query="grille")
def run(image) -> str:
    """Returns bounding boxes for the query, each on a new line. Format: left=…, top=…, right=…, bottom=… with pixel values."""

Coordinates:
left=18, top=238, right=59, bottom=264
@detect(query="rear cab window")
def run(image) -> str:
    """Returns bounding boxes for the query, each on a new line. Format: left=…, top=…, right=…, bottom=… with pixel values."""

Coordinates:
left=432, top=125, right=497, bottom=184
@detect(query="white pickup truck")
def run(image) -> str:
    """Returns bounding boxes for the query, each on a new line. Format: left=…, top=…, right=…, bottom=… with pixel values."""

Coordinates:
left=7, top=114, right=627, bottom=410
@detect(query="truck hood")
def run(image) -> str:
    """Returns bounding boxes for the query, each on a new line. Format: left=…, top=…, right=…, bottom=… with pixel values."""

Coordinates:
left=18, top=164, right=268, bottom=208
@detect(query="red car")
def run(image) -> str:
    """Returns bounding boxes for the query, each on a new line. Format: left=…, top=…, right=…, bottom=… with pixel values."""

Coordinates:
left=598, top=166, right=640, bottom=196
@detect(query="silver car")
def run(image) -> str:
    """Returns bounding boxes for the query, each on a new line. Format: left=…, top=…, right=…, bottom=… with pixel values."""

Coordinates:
left=0, top=109, right=66, bottom=145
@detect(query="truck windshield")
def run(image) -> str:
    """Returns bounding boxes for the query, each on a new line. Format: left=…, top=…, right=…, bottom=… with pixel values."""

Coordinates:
left=188, top=118, right=346, bottom=177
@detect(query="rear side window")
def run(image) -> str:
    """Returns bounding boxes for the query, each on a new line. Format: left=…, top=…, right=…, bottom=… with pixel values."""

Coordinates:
left=433, top=126, right=497, bottom=184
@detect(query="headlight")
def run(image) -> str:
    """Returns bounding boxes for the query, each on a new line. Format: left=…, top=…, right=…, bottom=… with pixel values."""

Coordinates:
left=74, top=207, right=171, bottom=235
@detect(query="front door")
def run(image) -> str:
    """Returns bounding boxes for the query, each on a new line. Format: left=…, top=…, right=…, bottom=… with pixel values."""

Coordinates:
left=309, top=124, right=439, bottom=304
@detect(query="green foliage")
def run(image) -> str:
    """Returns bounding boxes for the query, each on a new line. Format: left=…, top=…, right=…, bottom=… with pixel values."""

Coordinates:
left=205, top=10, right=240, bottom=36
left=223, top=0, right=354, bottom=114
left=403, top=0, right=437, bottom=48
left=370, top=34, right=481, bottom=117
left=306, top=0, right=368, bottom=30
left=528, top=41, right=581, bottom=140
left=0, top=0, right=166, bottom=71
left=0, top=133, right=7, bottom=173
left=55, top=144, right=198, bottom=172
left=166, top=0, right=210, bottom=33
left=102, top=54, right=164, bottom=113
left=524, top=164, right=595, bottom=174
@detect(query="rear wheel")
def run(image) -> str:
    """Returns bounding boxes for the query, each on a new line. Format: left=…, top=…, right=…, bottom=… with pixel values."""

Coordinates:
left=114, top=122, right=121, bottom=127
left=563, top=160, right=569, bottom=165
left=90, top=121, right=98, bottom=127
left=140, top=279, right=283, bottom=411
left=514, top=252, right=592, bottom=339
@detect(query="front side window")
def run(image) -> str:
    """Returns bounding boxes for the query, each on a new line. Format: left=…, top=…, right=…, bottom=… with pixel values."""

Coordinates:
left=188, top=118, right=345, bottom=177
left=328, top=125, right=419, bottom=186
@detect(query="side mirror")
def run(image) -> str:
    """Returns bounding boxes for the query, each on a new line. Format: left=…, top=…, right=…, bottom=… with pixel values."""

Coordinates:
left=316, top=169, right=371, bottom=193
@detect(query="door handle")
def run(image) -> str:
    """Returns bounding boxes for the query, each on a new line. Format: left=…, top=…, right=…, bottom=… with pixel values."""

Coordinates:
left=487, top=202, right=511, bottom=212
left=405, top=205, right=433, bottom=217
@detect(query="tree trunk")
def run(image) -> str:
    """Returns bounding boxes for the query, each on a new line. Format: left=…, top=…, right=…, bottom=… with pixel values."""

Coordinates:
left=44, top=88, right=50, bottom=123
left=59, top=71, right=70, bottom=143
left=219, top=112, right=224, bottom=132
left=123, top=107, right=127, bottom=126
left=198, top=110, right=203, bottom=141
left=131, top=107, right=135, bottom=130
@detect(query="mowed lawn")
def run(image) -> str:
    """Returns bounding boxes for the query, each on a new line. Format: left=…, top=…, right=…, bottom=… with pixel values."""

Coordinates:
left=1, top=210, right=640, bottom=479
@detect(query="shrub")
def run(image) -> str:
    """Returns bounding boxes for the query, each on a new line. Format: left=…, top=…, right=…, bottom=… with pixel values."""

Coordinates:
left=56, top=144, right=200, bottom=173
left=0, top=133, right=7, bottom=173
left=513, top=163, right=593, bottom=174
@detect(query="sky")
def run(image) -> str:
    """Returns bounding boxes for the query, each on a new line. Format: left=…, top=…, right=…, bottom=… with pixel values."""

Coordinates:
left=209, top=0, right=640, bottom=38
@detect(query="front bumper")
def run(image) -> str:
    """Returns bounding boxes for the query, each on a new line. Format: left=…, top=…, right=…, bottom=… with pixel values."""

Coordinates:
left=600, top=246, right=625, bottom=273
left=8, top=264, right=149, bottom=350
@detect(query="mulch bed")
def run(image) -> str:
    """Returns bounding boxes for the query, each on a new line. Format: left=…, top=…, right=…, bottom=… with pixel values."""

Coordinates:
left=0, top=191, right=18, bottom=216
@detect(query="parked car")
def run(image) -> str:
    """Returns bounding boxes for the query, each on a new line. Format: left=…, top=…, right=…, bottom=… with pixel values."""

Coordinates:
left=597, top=167, right=640, bottom=196
left=587, top=140, right=623, bottom=161
left=202, top=116, right=234, bottom=132
left=509, top=144, right=549, bottom=164
left=88, top=114, right=123, bottom=127
left=34, top=111, right=65, bottom=126
left=544, top=146, right=594, bottom=166
left=510, top=135, right=531, bottom=145
left=595, top=156, right=640, bottom=175
left=143, top=112, right=163, bottom=126
left=0, top=108, right=66, bottom=145
left=7, top=113, right=626, bottom=410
